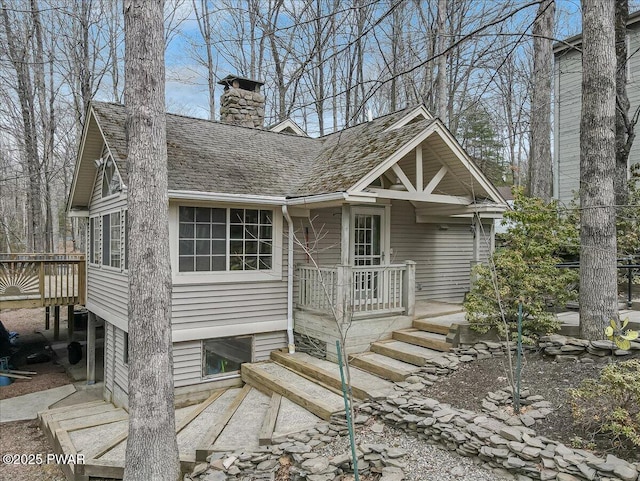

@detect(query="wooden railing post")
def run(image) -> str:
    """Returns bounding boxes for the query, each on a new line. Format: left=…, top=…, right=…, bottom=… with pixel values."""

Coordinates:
left=336, top=265, right=352, bottom=324
left=403, top=260, right=416, bottom=317
left=78, top=260, right=86, bottom=305
left=39, top=261, right=45, bottom=305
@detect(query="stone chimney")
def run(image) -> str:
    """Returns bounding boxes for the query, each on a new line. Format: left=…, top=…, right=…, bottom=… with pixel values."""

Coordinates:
left=218, top=75, right=265, bottom=128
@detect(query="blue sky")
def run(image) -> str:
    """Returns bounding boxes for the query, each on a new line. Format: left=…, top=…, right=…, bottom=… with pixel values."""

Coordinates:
left=160, top=0, right=585, bottom=121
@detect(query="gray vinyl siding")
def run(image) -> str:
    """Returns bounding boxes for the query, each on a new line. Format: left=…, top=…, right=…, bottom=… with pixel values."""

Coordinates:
left=86, top=166, right=129, bottom=326
left=555, top=27, right=640, bottom=205
left=113, top=326, right=129, bottom=394
left=291, top=207, right=342, bottom=302
left=171, top=281, right=287, bottom=330
left=173, top=340, right=202, bottom=388
left=292, top=208, right=342, bottom=266
left=390, top=200, right=491, bottom=303
left=254, top=331, right=287, bottom=360
left=172, top=331, right=286, bottom=387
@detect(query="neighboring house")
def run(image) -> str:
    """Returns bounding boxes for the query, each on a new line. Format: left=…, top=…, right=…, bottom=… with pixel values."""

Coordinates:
left=554, top=12, right=640, bottom=205
left=67, top=75, right=507, bottom=408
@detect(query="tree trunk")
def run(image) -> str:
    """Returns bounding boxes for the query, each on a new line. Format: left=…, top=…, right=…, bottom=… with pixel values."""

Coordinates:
left=123, top=0, right=180, bottom=480
left=615, top=0, right=631, bottom=207
left=528, top=0, right=554, bottom=200
left=579, top=0, right=619, bottom=340
left=435, top=0, right=447, bottom=124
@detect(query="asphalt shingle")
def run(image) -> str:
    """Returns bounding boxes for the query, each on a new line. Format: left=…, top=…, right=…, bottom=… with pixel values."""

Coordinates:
left=91, top=102, right=434, bottom=198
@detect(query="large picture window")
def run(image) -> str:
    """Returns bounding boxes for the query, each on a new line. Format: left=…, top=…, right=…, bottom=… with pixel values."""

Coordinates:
left=178, top=206, right=273, bottom=273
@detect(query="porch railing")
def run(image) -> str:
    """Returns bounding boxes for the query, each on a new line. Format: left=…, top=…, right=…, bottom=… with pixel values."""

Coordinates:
left=296, top=261, right=416, bottom=319
left=0, top=253, right=86, bottom=309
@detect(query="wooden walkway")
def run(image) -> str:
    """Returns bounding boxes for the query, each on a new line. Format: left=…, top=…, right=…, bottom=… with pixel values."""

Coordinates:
left=38, top=387, right=321, bottom=480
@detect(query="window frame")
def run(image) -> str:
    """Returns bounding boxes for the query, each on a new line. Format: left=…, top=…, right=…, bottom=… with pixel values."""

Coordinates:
left=89, top=216, right=101, bottom=265
left=101, top=155, right=122, bottom=198
left=201, top=335, right=254, bottom=380
left=171, top=202, right=282, bottom=284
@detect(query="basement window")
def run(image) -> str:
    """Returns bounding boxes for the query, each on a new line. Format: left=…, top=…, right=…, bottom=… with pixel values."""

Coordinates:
left=202, top=336, right=253, bottom=378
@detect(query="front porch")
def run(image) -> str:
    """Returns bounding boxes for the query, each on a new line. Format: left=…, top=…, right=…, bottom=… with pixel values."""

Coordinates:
left=296, top=261, right=417, bottom=319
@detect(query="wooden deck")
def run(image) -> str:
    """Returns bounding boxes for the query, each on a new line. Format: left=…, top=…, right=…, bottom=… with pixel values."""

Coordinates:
left=0, top=253, right=85, bottom=309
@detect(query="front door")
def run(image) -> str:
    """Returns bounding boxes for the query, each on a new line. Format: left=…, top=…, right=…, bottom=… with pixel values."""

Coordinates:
left=351, top=208, right=386, bottom=303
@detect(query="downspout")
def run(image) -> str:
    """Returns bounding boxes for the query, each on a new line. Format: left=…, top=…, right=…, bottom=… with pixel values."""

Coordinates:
left=282, top=205, right=296, bottom=354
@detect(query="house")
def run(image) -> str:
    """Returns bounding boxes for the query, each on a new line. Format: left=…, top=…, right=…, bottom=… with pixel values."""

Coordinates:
left=67, top=75, right=507, bottom=408
left=553, top=12, right=640, bottom=205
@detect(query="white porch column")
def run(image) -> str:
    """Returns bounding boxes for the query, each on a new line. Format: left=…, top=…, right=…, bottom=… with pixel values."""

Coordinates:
left=403, top=260, right=416, bottom=317
left=86, top=311, right=96, bottom=385
left=340, top=205, right=350, bottom=265
left=336, top=264, right=352, bottom=324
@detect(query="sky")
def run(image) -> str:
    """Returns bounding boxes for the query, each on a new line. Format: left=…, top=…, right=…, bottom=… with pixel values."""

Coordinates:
left=154, top=0, right=585, bottom=122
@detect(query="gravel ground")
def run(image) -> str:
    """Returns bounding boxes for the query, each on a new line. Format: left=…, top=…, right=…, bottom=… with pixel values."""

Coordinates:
left=0, top=420, right=66, bottom=481
left=1, top=308, right=72, bottom=400
left=0, top=308, right=71, bottom=481
left=316, top=421, right=511, bottom=480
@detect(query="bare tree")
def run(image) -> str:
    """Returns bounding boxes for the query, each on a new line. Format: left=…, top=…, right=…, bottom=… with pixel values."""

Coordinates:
left=615, top=0, right=633, bottom=207
left=1, top=1, right=45, bottom=252
left=435, top=0, right=448, bottom=123
left=579, top=0, right=619, bottom=340
left=528, top=0, right=554, bottom=200
left=192, top=0, right=217, bottom=120
left=123, top=0, right=180, bottom=479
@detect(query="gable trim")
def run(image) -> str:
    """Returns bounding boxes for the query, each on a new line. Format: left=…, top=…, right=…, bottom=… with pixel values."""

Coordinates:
left=348, top=122, right=438, bottom=193
left=269, top=118, right=308, bottom=137
left=384, top=105, right=434, bottom=132
left=66, top=106, right=95, bottom=212
left=348, top=119, right=506, bottom=206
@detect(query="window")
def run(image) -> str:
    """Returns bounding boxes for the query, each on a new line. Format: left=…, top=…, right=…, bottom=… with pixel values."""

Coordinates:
left=102, top=156, right=121, bottom=197
left=123, top=332, right=129, bottom=365
left=102, top=214, right=110, bottom=265
left=90, top=217, right=101, bottom=264
left=110, top=212, right=121, bottom=268
left=102, top=212, right=121, bottom=268
left=178, top=207, right=273, bottom=273
left=124, top=211, right=129, bottom=270
left=202, top=336, right=252, bottom=378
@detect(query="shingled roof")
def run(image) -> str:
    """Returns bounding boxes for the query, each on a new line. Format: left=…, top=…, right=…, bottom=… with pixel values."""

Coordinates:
left=91, top=102, right=433, bottom=198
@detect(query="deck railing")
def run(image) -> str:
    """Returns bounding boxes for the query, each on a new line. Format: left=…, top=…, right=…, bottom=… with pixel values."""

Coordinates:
left=0, top=253, right=86, bottom=309
left=296, top=261, right=416, bottom=319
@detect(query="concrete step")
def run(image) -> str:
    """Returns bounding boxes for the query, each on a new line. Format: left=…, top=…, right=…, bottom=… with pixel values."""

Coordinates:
left=241, top=361, right=345, bottom=421
left=349, top=351, right=420, bottom=382
left=370, top=339, right=443, bottom=366
left=271, top=350, right=395, bottom=400
left=412, top=319, right=451, bottom=335
left=393, top=328, right=450, bottom=352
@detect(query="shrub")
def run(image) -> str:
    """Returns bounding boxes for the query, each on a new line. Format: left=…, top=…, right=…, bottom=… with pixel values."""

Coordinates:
left=464, top=189, right=579, bottom=343
left=570, top=359, right=640, bottom=451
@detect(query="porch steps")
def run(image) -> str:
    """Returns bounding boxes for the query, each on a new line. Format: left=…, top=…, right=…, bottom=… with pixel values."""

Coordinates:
left=271, top=350, right=395, bottom=400
left=348, top=351, right=421, bottom=382
left=412, top=319, right=451, bottom=335
left=370, top=339, right=444, bottom=366
left=393, top=328, right=451, bottom=352
left=241, top=361, right=345, bottom=421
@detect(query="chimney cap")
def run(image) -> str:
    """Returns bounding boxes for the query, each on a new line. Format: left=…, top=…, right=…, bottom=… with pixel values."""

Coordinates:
left=218, top=75, right=264, bottom=92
